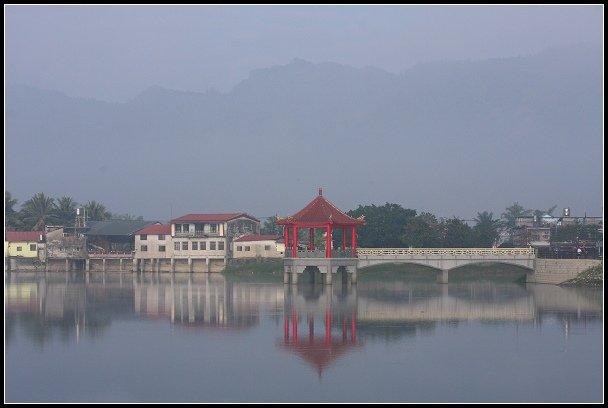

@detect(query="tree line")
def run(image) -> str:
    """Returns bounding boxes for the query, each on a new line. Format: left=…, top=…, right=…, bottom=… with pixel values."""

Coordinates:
left=7, top=191, right=598, bottom=248
left=5, top=191, right=142, bottom=231
left=261, top=202, right=600, bottom=248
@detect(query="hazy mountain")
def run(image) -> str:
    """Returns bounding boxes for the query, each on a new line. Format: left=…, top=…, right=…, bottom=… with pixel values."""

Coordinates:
left=5, top=43, right=603, bottom=220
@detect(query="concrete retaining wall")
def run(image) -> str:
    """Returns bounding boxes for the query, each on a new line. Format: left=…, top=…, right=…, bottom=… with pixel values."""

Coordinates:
left=529, top=259, right=602, bottom=284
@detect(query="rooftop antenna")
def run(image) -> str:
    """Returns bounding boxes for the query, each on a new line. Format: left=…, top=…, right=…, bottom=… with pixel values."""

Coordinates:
left=75, top=207, right=86, bottom=229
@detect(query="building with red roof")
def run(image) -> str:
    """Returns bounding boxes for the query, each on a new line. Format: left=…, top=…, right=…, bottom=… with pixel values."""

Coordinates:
left=5, top=231, right=45, bottom=260
left=133, top=224, right=172, bottom=263
left=132, top=212, right=261, bottom=272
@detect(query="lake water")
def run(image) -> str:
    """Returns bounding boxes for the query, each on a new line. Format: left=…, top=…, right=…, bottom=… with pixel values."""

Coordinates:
left=5, top=270, right=603, bottom=403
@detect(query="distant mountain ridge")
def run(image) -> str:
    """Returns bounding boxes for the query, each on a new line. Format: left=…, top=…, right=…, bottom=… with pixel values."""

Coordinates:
left=5, top=42, right=603, bottom=220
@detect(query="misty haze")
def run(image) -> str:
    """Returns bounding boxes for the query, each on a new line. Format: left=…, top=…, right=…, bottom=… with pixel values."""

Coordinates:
left=4, top=6, right=604, bottom=405
left=5, top=43, right=603, bottom=221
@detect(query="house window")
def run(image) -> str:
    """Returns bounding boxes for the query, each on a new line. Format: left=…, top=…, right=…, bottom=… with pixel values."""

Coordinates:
left=141, top=234, right=147, bottom=240
left=245, top=246, right=250, bottom=252
left=175, top=224, right=182, bottom=233
left=174, top=242, right=180, bottom=250
left=265, top=245, right=271, bottom=251
left=192, top=242, right=198, bottom=250
left=200, top=242, right=206, bottom=250
left=218, top=242, right=224, bottom=250
left=141, top=245, right=148, bottom=252
left=158, top=234, right=165, bottom=240
left=159, top=245, right=166, bottom=252
left=182, top=242, right=188, bottom=250
left=210, top=224, right=217, bottom=233
left=210, top=242, right=216, bottom=250
left=16, top=246, right=22, bottom=252
left=30, top=244, right=37, bottom=251
left=237, top=246, right=242, bottom=251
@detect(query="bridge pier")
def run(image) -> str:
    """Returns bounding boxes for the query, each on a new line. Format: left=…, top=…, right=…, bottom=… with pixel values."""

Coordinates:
left=437, top=269, right=449, bottom=284
left=283, top=258, right=358, bottom=286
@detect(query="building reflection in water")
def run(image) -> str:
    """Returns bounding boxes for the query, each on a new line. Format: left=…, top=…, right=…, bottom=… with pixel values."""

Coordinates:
left=133, top=273, right=284, bottom=329
left=278, top=284, right=363, bottom=377
left=5, top=271, right=603, bottom=351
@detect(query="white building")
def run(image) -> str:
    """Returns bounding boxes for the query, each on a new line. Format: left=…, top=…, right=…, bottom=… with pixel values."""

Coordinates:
left=169, top=213, right=260, bottom=272
left=232, top=234, right=284, bottom=259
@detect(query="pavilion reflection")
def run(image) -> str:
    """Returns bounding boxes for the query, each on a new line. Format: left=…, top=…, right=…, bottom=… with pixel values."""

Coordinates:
left=278, top=284, right=363, bottom=377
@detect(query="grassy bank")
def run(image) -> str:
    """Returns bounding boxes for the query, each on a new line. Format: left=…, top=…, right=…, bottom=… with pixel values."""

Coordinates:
left=358, top=262, right=528, bottom=283
left=358, top=263, right=437, bottom=282
left=561, top=263, right=603, bottom=287
left=221, top=261, right=530, bottom=283
left=221, top=260, right=283, bottom=282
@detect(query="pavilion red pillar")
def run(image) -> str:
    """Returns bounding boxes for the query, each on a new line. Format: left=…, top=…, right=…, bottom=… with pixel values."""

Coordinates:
left=293, top=226, right=298, bottom=258
left=325, top=308, right=332, bottom=345
left=284, top=226, right=289, bottom=255
left=325, top=224, right=332, bottom=258
left=309, top=318, right=314, bottom=342
left=292, top=309, right=298, bottom=343
left=309, top=228, right=314, bottom=251
left=351, top=226, right=357, bottom=257
left=351, top=310, right=357, bottom=342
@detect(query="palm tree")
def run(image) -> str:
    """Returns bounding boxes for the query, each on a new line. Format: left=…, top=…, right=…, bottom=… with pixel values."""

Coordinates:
left=473, top=211, right=503, bottom=247
left=20, top=192, right=57, bottom=230
left=54, top=196, right=79, bottom=226
left=85, top=200, right=112, bottom=221
left=501, top=202, right=533, bottom=245
left=501, top=202, right=532, bottom=230
left=5, top=191, right=22, bottom=230
left=260, top=215, right=280, bottom=235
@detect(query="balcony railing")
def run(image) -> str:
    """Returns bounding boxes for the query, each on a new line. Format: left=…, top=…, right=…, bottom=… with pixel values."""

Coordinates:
left=174, top=231, right=219, bottom=238
left=87, top=250, right=134, bottom=258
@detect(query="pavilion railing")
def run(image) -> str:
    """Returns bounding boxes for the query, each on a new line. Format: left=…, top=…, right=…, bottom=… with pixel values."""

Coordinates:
left=284, top=248, right=355, bottom=258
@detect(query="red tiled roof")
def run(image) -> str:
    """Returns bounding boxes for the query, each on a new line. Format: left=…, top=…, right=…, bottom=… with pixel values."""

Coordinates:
left=277, top=191, right=365, bottom=226
left=234, top=234, right=280, bottom=242
left=280, top=340, right=359, bottom=378
left=171, top=213, right=259, bottom=223
left=5, top=231, right=45, bottom=242
left=134, top=224, right=171, bottom=235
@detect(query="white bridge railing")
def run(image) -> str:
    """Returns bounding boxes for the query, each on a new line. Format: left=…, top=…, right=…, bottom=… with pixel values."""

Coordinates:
left=357, top=248, right=536, bottom=256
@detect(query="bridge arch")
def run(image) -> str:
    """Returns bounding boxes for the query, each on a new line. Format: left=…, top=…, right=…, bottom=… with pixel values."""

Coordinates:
left=357, top=248, right=536, bottom=283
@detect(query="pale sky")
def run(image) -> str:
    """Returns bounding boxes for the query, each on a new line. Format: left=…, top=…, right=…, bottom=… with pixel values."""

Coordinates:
left=5, top=5, right=603, bottom=102
left=4, top=5, right=604, bottom=221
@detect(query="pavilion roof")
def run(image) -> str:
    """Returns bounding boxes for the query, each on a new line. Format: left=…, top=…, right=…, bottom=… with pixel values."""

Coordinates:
left=278, top=339, right=361, bottom=378
left=276, top=189, right=365, bottom=226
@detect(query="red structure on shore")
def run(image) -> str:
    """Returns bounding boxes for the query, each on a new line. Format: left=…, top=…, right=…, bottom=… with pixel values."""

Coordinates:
left=277, top=189, right=365, bottom=285
left=279, top=307, right=359, bottom=378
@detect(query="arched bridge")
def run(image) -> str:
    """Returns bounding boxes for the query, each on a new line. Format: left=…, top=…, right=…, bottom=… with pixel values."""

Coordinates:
left=357, top=248, right=536, bottom=283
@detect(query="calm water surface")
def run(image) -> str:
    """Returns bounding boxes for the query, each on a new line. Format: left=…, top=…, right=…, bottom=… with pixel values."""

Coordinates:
left=5, top=270, right=603, bottom=403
